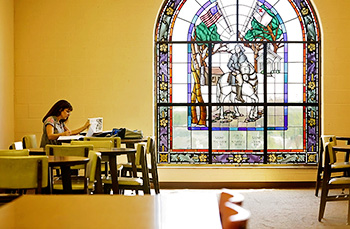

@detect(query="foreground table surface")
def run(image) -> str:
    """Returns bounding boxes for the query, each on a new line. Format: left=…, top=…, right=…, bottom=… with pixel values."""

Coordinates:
left=0, top=192, right=222, bottom=229
left=0, top=195, right=158, bottom=229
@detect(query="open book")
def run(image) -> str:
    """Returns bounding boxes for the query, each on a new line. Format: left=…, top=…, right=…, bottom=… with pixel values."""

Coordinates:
left=57, top=135, right=84, bottom=141
left=86, top=117, right=103, bottom=137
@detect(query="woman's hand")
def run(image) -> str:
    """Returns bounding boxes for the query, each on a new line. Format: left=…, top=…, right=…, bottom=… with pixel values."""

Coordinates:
left=61, top=130, right=72, bottom=136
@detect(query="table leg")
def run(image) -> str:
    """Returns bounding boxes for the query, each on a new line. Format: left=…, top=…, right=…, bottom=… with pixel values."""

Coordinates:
left=130, top=153, right=137, bottom=178
left=109, top=155, right=119, bottom=194
left=60, top=166, right=73, bottom=194
left=94, top=158, right=103, bottom=194
left=126, top=143, right=135, bottom=162
left=346, top=140, right=350, bottom=162
left=43, top=167, right=53, bottom=194
left=345, top=151, right=350, bottom=177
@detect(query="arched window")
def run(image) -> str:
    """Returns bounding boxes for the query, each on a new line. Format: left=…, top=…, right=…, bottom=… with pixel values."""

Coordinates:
left=155, top=0, right=320, bottom=165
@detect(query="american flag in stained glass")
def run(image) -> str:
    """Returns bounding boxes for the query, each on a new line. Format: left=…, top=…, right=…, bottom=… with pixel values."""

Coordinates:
left=200, top=5, right=222, bottom=28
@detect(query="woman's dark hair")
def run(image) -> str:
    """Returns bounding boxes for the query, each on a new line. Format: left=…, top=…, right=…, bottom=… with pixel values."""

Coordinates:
left=42, top=100, right=73, bottom=123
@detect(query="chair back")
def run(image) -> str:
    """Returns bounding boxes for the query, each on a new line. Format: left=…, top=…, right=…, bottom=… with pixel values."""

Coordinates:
left=220, top=201, right=250, bottom=229
left=321, top=135, right=337, bottom=151
left=136, top=143, right=150, bottom=190
left=219, top=190, right=245, bottom=208
left=45, top=144, right=92, bottom=170
left=84, top=137, right=121, bottom=148
left=135, top=137, right=154, bottom=166
left=22, top=135, right=38, bottom=149
left=320, top=135, right=337, bottom=166
left=148, top=138, right=157, bottom=167
left=325, top=141, right=337, bottom=165
left=0, top=156, right=48, bottom=192
left=45, top=144, right=92, bottom=156
left=86, top=151, right=101, bottom=184
left=148, top=137, right=160, bottom=193
left=71, top=140, right=113, bottom=149
left=218, top=191, right=250, bottom=229
left=0, top=149, right=29, bottom=156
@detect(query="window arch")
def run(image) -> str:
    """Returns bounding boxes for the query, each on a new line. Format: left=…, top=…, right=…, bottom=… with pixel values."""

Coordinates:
left=155, top=0, right=320, bottom=165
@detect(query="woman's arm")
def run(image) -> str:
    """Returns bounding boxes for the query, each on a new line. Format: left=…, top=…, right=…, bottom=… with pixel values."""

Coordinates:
left=46, top=124, right=71, bottom=140
left=70, top=120, right=90, bottom=135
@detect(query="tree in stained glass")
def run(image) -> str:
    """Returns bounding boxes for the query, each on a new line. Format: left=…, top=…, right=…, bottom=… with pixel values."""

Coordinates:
left=243, top=4, right=283, bottom=71
left=191, top=21, right=226, bottom=125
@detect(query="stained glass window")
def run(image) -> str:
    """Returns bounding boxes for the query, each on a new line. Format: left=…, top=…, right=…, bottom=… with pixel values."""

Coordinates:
left=155, top=0, right=320, bottom=165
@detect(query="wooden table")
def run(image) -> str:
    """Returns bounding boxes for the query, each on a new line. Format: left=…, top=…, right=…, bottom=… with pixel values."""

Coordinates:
left=94, top=148, right=137, bottom=194
left=48, top=156, right=89, bottom=194
left=0, top=192, right=222, bottom=229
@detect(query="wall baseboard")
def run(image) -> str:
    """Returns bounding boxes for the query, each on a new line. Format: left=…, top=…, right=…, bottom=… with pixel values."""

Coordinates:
left=159, top=181, right=316, bottom=189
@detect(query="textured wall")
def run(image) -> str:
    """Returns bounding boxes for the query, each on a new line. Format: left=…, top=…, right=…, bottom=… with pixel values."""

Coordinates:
left=0, top=0, right=14, bottom=148
left=14, top=0, right=161, bottom=145
left=313, top=0, right=350, bottom=135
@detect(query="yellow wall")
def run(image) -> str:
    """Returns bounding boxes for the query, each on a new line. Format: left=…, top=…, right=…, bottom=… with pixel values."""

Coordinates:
left=14, top=0, right=161, bottom=144
left=6, top=0, right=350, bottom=182
left=0, top=0, right=14, bottom=148
left=313, top=0, right=350, bottom=135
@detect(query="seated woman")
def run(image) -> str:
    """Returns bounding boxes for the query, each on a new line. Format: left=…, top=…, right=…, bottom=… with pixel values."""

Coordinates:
left=40, top=100, right=90, bottom=147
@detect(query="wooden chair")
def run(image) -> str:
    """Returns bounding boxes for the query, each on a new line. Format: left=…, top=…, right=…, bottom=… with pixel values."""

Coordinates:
left=52, top=151, right=101, bottom=194
left=219, top=190, right=245, bottom=208
left=121, top=137, right=160, bottom=194
left=0, top=156, right=48, bottom=204
left=315, top=135, right=337, bottom=196
left=103, top=144, right=150, bottom=194
left=218, top=191, right=250, bottom=229
left=22, top=134, right=38, bottom=149
left=318, top=141, right=350, bottom=224
left=45, top=144, right=92, bottom=169
left=45, top=144, right=93, bottom=181
left=71, top=140, right=117, bottom=177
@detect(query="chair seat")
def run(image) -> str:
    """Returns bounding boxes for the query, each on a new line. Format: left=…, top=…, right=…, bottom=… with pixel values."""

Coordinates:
left=103, top=177, right=143, bottom=186
left=122, top=163, right=151, bottom=170
left=118, top=177, right=143, bottom=186
left=329, top=177, right=350, bottom=185
left=101, top=164, right=123, bottom=172
left=53, top=177, right=94, bottom=190
left=331, top=162, right=350, bottom=169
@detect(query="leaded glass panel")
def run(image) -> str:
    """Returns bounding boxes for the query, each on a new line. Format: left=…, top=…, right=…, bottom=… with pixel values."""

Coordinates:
left=155, top=0, right=320, bottom=165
